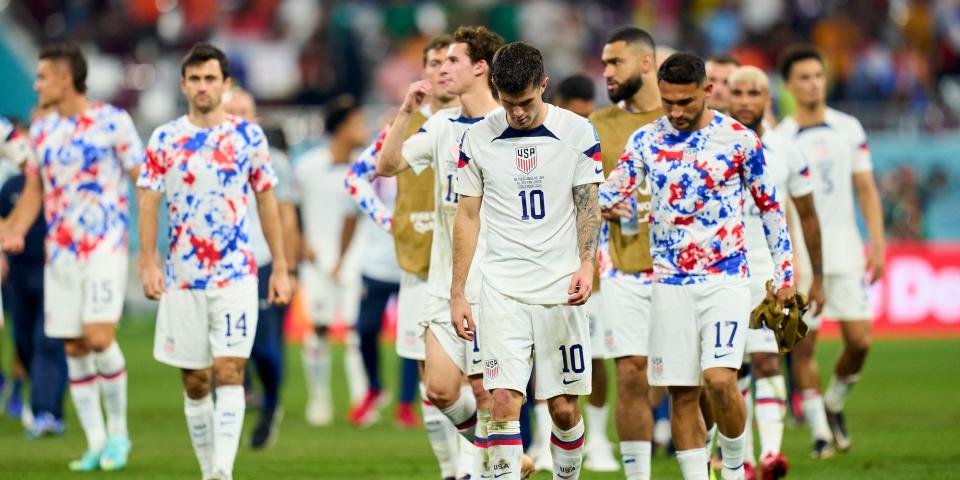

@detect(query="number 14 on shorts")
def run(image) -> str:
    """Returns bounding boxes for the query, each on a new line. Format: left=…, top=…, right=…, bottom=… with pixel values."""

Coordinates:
left=225, top=312, right=248, bottom=338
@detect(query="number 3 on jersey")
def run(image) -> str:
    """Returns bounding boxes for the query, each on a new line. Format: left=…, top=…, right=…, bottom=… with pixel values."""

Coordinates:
left=518, top=189, right=545, bottom=220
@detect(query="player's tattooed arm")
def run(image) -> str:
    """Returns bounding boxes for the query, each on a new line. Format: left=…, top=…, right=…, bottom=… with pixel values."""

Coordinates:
left=573, top=183, right=601, bottom=263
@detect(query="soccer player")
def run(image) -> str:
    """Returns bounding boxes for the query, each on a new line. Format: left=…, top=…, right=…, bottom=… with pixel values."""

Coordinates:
left=222, top=87, right=298, bottom=448
left=137, top=43, right=291, bottom=480
left=588, top=27, right=666, bottom=479
left=705, top=54, right=739, bottom=116
left=376, top=26, right=505, bottom=477
left=344, top=35, right=475, bottom=479
left=452, top=41, right=603, bottom=480
left=776, top=45, right=885, bottom=456
left=554, top=74, right=596, bottom=118
left=296, top=95, right=370, bottom=426
left=1, top=44, right=141, bottom=472
left=600, top=53, right=795, bottom=480
left=729, top=65, right=825, bottom=477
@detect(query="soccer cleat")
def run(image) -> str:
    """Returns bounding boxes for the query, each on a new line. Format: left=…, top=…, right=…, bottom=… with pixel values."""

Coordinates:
left=6, top=393, right=23, bottom=419
left=744, top=462, right=757, bottom=480
left=205, top=469, right=232, bottom=480
left=305, top=391, right=333, bottom=427
left=760, top=452, right=789, bottom=480
left=251, top=408, right=283, bottom=449
left=520, top=453, right=536, bottom=479
left=348, top=389, right=385, bottom=427
left=789, top=391, right=805, bottom=425
left=99, top=434, right=132, bottom=471
left=394, top=402, right=420, bottom=428
left=26, top=412, right=66, bottom=438
left=583, top=439, right=619, bottom=472
left=68, top=449, right=102, bottom=472
left=810, top=439, right=834, bottom=459
left=826, top=411, right=851, bottom=452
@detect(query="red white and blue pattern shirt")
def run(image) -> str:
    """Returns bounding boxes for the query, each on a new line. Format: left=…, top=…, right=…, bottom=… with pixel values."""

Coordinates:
left=600, top=112, right=794, bottom=289
left=138, top=115, right=276, bottom=289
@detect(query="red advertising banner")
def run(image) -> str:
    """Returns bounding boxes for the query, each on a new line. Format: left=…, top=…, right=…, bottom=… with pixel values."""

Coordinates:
left=819, top=242, right=960, bottom=337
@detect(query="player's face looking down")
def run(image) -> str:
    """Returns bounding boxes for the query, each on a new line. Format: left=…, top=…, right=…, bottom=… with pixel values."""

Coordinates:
left=424, top=48, right=455, bottom=104
left=601, top=40, right=650, bottom=103
left=729, top=80, right=767, bottom=131
left=785, top=58, right=826, bottom=110
left=559, top=98, right=594, bottom=118
left=498, top=77, right=549, bottom=130
left=339, top=108, right=371, bottom=149
left=34, top=59, right=72, bottom=108
left=440, top=43, right=485, bottom=96
left=181, top=59, right=232, bottom=114
left=660, top=80, right=711, bottom=132
left=705, top=60, right=737, bottom=113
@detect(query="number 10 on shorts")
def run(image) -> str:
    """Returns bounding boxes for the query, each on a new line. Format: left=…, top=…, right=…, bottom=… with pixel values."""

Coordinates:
left=559, top=344, right=585, bottom=373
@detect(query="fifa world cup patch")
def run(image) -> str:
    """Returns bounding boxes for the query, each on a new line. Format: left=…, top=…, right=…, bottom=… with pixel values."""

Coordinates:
left=516, top=146, right=538, bottom=174
left=485, top=359, right=499, bottom=379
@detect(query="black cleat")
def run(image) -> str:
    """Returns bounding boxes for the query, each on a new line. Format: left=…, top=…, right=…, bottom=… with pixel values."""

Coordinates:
left=251, top=408, right=283, bottom=449
left=810, top=439, right=835, bottom=459
left=826, top=410, right=851, bottom=452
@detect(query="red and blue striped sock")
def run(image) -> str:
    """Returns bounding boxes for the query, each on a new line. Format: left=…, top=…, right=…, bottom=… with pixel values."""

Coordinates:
left=487, top=420, right=522, bottom=480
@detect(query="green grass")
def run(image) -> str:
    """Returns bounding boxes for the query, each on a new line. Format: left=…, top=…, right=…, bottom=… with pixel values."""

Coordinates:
left=0, top=317, right=958, bottom=479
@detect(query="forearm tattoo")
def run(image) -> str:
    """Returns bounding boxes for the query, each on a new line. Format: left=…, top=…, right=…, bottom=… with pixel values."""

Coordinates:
left=573, top=183, right=601, bottom=263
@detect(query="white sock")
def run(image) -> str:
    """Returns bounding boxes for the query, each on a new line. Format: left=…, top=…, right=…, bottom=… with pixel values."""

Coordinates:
left=184, top=394, right=215, bottom=476
left=551, top=418, right=585, bottom=480
left=754, top=375, right=786, bottom=457
left=302, top=332, right=331, bottom=402
left=344, top=331, right=368, bottom=405
left=67, top=354, right=107, bottom=452
left=742, top=385, right=755, bottom=466
left=420, top=383, right=458, bottom=478
left=457, top=430, right=478, bottom=478
left=654, top=418, right=672, bottom=446
left=824, top=373, right=860, bottom=413
left=620, top=440, right=652, bottom=480
left=585, top=403, right=609, bottom=446
left=534, top=402, right=552, bottom=450
left=705, top=424, right=717, bottom=456
left=474, top=409, right=492, bottom=477
left=213, top=385, right=246, bottom=476
left=94, top=342, right=127, bottom=437
left=801, top=389, right=833, bottom=442
left=718, top=431, right=746, bottom=479
left=488, top=420, right=523, bottom=480
left=439, top=390, right=477, bottom=442
left=676, top=448, right=709, bottom=480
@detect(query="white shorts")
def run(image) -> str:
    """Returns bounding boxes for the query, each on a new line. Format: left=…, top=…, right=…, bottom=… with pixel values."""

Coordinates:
left=745, top=275, right=779, bottom=355
left=648, top=278, right=750, bottom=387
left=299, top=262, right=360, bottom=327
left=423, top=295, right=483, bottom=376
left=600, top=276, right=653, bottom=358
left=44, top=253, right=127, bottom=338
left=154, top=280, right=259, bottom=369
left=480, top=282, right=591, bottom=401
left=586, top=291, right=611, bottom=359
left=396, top=271, right=428, bottom=361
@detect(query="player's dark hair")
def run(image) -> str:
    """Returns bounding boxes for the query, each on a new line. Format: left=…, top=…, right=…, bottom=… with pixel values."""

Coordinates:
left=181, top=43, right=230, bottom=79
left=422, top=34, right=453, bottom=67
left=453, top=26, right=505, bottom=92
left=778, top=44, right=824, bottom=81
left=324, top=94, right=361, bottom=135
left=555, top=74, right=595, bottom=102
left=606, top=27, right=656, bottom=55
left=657, top=52, right=706, bottom=86
left=38, top=43, right=87, bottom=93
left=491, top=42, right=545, bottom=95
left=707, top=53, right=740, bottom=67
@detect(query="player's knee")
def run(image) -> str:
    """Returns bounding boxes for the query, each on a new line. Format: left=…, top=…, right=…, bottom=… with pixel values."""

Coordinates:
left=182, top=371, right=211, bottom=398
left=213, top=360, right=245, bottom=386
left=64, top=338, right=89, bottom=357
left=547, top=401, right=578, bottom=429
left=751, top=354, right=781, bottom=378
left=616, top=356, right=649, bottom=395
left=425, top=386, right=457, bottom=409
left=703, top=369, right=736, bottom=396
left=847, top=333, right=872, bottom=355
left=84, top=329, right=114, bottom=352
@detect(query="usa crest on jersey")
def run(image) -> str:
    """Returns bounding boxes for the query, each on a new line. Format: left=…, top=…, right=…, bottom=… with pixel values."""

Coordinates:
left=485, top=359, right=499, bottom=379
left=515, top=146, right=537, bottom=174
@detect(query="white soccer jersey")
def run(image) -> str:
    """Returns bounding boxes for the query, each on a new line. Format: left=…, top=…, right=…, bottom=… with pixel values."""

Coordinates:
left=456, top=104, right=604, bottom=304
left=743, top=128, right=813, bottom=280
left=776, top=108, right=872, bottom=275
left=402, top=106, right=501, bottom=302
left=294, top=146, right=362, bottom=275
left=0, top=117, right=34, bottom=167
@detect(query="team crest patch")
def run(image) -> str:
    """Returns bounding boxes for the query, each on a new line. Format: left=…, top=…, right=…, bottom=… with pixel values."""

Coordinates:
left=516, top=146, right=538, bottom=174
left=651, top=356, right=663, bottom=378
left=485, top=359, right=499, bottom=379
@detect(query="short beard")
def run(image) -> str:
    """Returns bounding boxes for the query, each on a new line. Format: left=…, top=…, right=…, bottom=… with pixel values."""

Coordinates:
left=608, top=75, right=643, bottom=103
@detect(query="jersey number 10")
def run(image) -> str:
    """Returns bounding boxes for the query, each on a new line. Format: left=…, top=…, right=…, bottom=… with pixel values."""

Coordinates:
left=518, top=189, right=545, bottom=220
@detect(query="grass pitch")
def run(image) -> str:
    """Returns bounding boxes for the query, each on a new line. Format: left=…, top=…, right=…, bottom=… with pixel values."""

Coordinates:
left=0, top=317, right=957, bottom=479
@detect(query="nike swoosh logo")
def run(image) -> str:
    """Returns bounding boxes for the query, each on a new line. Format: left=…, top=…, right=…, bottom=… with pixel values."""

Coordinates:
left=714, top=352, right=732, bottom=359
left=594, top=167, right=603, bottom=174
left=493, top=473, right=510, bottom=478
left=226, top=343, right=243, bottom=349
left=562, top=378, right=581, bottom=385
left=472, top=359, right=482, bottom=365
left=558, top=473, right=576, bottom=479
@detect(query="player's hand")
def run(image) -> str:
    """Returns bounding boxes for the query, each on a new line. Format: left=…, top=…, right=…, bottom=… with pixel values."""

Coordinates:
left=137, top=253, right=166, bottom=301
left=450, top=294, right=475, bottom=341
left=602, top=200, right=633, bottom=220
left=567, top=262, right=594, bottom=305
left=0, top=230, right=25, bottom=254
left=400, top=80, right=432, bottom=114
left=768, top=284, right=797, bottom=310
left=301, top=243, right=316, bottom=263
left=268, top=269, right=292, bottom=305
left=330, top=259, right=343, bottom=283
left=807, top=274, right=825, bottom=317
left=866, top=243, right=885, bottom=284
